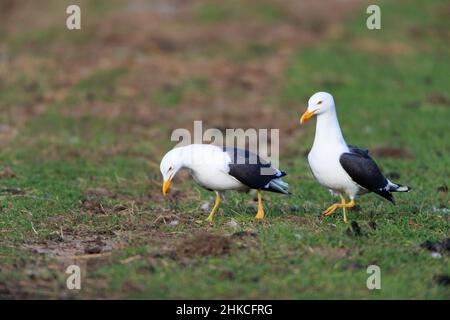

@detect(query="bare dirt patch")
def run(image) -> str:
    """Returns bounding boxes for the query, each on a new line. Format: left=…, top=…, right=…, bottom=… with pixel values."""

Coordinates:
left=85, top=187, right=117, bottom=199
left=175, top=232, right=232, bottom=258
left=370, top=146, right=414, bottom=159
left=350, top=38, right=413, bottom=55
left=0, top=187, right=26, bottom=195
left=23, top=234, right=116, bottom=258
left=84, top=200, right=129, bottom=215
left=0, top=166, right=16, bottom=179
left=80, top=187, right=126, bottom=215
left=426, top=92, right=450, bottom=106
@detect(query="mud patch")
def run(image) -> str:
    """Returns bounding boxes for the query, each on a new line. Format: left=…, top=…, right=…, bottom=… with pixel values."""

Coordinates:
left=81, top=199, right=128, bottom=215
left=85, top=187, right=117, bottom=199
left=23, top=235, right=116, bottom=258
left=0, top=166, right=16, bottom=179
left=231, top=230, right=258, bottom=239
left=81, top=199, right=111, bottom=214
left=350, top=38, right=412, bottom=55
left=371, top=146, right=413, bottom=159
left=0, top=187, right=26, bottom=195
left=175, top=232, right=231, bottom=258
left=426, top=92, right=450, bottom=106
left=80, top=187, right=127, bottom=215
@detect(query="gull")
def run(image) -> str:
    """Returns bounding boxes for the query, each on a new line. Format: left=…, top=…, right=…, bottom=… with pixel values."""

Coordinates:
left=300, top=92, right=411, bottom=222
left=160, top=144, right=289, bottom=223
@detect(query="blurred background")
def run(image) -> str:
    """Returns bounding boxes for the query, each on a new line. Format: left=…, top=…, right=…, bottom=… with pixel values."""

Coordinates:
left=0, top=0, right=448, bottom=299
left=0, top=0, right=365, bottom=156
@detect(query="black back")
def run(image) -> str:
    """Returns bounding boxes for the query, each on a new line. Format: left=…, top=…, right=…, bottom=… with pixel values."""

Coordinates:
left=347, top=144, right=369, bottom=157
left=339, top=147, right=393, bottom=203
left=223, top=147, right=285, bottom=190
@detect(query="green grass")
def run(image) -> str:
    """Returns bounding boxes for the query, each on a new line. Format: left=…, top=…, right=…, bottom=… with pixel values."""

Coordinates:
left=0, top=0, right=448, bottom=299
left=64, top=68, right=128, bottom=105
left=151, top=77, right=211, bottom=107
left=196, top=3, right=231, bottom=23
left=196, top=0, right=286, bottom=24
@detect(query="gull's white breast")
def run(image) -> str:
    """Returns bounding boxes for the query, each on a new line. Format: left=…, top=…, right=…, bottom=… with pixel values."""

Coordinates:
left=308, top=143, right=360, bottom=196
left=191, top=165, right=247, bottom=191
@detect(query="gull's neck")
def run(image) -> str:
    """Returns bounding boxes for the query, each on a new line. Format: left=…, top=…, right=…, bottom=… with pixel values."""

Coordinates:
left=313, top=107, right=347, bottom=148
left=170, top=145, right=192, bottom=169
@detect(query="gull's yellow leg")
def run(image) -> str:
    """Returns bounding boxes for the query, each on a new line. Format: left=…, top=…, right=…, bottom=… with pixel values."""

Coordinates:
left=323, top=195, right=355, bottom=223
left=323, top=203, right=339, bottom=216
left=340, top=195, right=347, bottom=223
left=343, top=199, right=355, bottom=223
left=206, top=192, right=221, bottom=223
left=255, top=189, right=265, bottom=220
left=323, top=194, right=346, bottom=217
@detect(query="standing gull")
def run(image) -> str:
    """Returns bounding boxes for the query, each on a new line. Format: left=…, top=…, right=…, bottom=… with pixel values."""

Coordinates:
left=300, top=92, right=411, bottom=222
left=160, top=144, right=289, bottom=223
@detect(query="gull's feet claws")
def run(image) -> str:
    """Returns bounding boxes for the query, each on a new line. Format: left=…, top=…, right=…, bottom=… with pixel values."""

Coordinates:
left=323, top=204, right=339, bottom=216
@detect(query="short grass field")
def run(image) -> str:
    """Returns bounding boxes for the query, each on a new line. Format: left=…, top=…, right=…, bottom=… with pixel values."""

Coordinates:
left=0, top=0, right=448, bottom=299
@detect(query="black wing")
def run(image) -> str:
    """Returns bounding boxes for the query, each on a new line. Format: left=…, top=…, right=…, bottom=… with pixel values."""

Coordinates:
left=347, top=144, right=369, bottom=157
left=339, top=149, right=394, bottom=203
left=223, top=147, right=286, bottom=191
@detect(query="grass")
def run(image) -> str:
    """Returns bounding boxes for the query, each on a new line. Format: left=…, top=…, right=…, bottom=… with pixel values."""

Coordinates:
left=65, top=68, right=128, bottom=105
left=151, top=77, right=211, bottom=107
left=196, top=0, right=285, bottom=23
left=0, top=0, right=448, bottom=299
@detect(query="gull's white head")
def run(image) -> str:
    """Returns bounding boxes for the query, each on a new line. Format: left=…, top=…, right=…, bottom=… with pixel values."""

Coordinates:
left=160, top=148, right=184, bottom=195
left=300, top=92, right=335, bottom=124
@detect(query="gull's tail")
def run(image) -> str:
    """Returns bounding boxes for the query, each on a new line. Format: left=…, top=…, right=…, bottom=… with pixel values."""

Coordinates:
left=265, top=178, right=290, bottom=195
left=375, top=180, right=411, bottom=205
left=388, top=180, right=412, bottom=193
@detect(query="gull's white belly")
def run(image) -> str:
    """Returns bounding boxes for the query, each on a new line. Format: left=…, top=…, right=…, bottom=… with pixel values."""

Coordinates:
left=308, top=149, right=360, bottom=196
left=191, top=166, right=247, bottom=191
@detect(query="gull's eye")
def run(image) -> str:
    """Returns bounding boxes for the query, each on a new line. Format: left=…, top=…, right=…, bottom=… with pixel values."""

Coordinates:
left=317, top=100, right=323, bottom=105
left=168, top=166, right=173, bottom=172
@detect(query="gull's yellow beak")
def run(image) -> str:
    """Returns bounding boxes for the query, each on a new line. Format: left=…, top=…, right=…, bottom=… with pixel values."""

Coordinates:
left=300, top=110, right=315, bottom=124
left=162, top=176, right=172, bottom=195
